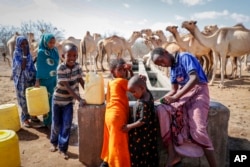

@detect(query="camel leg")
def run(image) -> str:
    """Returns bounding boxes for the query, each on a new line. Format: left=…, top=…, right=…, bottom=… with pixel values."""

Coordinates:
left=219, top=54, right=227, bottom=88
left=95, top=53, right=100, bottom=71
left=209, top=51, right=219, bottom=86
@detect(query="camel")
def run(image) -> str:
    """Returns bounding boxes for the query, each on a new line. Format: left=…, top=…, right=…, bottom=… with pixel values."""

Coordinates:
left=56, top=36, right=81, bottom=62
left=182, top=20, right=250, bottom=87
left=141, top=29, right=153, bottom=40
left=27, top=32, right=39, bottom=59
left=79, top=31, right=101, bottom=71
left=7, top=32, right=20, bottom=59
left=202, top=24, right=248, bottom=78
left=166, top=26, right=213, bottom=76
left=96, top=31, right=142, bottom=71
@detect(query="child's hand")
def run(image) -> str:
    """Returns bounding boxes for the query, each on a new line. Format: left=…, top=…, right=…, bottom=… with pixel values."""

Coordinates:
left=123, top=63, right=132, bottom=70
left=79, top=99, right=87, bottom=107
left=121, top=124, right=130, bottom=132
left=139, top=74, right=147, bottom=82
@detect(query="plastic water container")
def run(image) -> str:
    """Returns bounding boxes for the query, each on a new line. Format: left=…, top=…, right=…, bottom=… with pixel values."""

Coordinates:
left=0, top=104, right=21, bottom=132
left=0, top=130, right=21, bottom=167
left=84, top=72, right=105, bottom=105
left=26, top=86, right=49, bottom=116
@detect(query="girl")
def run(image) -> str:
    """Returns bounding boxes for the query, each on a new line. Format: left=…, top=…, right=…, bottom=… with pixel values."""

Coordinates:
left=35, top=33, right=59, bottom=127
left=50, top=43, right=86, bottom=159
left=12, top=36, right=37, bottom=127
left=151, top=47, right=217, bottom=167
left=123, top=75, right=159, bottom=167
left=100, top=58, right=133, bottom=167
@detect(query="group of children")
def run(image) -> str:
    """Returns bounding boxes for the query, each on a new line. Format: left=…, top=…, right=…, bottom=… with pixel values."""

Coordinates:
left=12, top=33, right=216, bottom=167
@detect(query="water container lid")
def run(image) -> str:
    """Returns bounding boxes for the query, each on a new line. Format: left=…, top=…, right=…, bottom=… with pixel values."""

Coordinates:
left=0, top=104, right=16, bottom=110
left=0, top=130, right=16, bottom=147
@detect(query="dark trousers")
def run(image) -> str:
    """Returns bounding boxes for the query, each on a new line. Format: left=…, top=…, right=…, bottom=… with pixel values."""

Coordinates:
left=50, top=102, right=73, bottom=152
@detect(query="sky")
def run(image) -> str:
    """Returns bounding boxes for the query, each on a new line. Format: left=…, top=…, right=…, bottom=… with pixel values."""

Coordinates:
left=0, top=0, right=250, bottom=39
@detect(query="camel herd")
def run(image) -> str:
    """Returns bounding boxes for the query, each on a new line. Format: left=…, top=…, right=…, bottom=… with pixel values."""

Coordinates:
left=4, top=20, right=250, bottom=87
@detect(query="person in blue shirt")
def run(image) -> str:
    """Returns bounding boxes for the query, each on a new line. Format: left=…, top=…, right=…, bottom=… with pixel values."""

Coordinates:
left=151, top=47, right=217, bottom=167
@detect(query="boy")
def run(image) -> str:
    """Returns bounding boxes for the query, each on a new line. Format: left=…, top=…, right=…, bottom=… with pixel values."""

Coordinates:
left=50, top=43, right=86, bottom=159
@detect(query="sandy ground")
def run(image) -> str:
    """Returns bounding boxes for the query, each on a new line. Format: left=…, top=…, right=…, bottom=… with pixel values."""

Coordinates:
left=0, top=55, right=250, bottom=167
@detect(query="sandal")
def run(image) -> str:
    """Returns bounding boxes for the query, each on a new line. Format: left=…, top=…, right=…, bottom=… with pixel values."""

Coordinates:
left=60, top=151, right=69, bottom=160
left=30, top=116, right=41, bottom=123
left=50, top=145, right=58, bottom=152
left=23, top=120, right=31, bottom=128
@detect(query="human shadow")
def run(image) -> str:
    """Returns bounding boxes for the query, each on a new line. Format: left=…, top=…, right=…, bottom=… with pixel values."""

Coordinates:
left=16, top=128, right=39, bottom=141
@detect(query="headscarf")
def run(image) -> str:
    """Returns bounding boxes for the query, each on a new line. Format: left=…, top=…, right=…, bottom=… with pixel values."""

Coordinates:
left=36, top=33, right=59, bottom=79
left=12, top=36, right=36, bottom=87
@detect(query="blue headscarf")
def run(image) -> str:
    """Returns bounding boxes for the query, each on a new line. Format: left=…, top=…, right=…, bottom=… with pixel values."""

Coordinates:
left=12, top=36, right=36, bottom=87
left=36, top=33, right=59, bottom=79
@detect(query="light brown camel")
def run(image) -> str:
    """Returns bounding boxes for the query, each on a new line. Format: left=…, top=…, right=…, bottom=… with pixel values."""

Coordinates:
left=166, top=26, right=213, bottom=76
left=27, top=32, right=39, bottom=59
left=182, top=20, right=250, bottom=87
left=7, top=32, right=20, bottom=59
left=79, top=31, right=101, bottom=71
left=96, top=31, right=142, bottom=71
left=201, top=24, right=247, bottom=78
left=56, top=36, right=81, bottom=62
left=141, top=29, right=153, bottom=40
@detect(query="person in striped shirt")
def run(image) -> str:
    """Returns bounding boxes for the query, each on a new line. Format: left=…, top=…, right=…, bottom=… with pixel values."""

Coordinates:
left=50, top=43, right=86, bottom=159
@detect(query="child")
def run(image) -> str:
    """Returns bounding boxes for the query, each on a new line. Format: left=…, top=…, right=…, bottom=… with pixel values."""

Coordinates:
left=122, top=75, right=158, bottom=167
left=100, top=58, right=133, bottom=167
left=12, top=36, right=37, bottom=127
left=35, top=33, right=59, bottom=127
left=151, top=47, right=217, bottom=167
left=50, top=43, right=86, bottom=159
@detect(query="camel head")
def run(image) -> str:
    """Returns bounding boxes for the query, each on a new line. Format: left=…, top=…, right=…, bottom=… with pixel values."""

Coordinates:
left=132, top=31, right=142, bottom=38
left=202, top=24, right=218, bottom=36
left=93, top=33, right=101, bottom=39
left=86, top=31, right=91, bottom=36
left=166, top=26, right=178, bottom=34
left=141, top=29, right=153, bottom=37
left=153, top=30, right=164, bottom=36
left=181, top=20, right=197, bottom=35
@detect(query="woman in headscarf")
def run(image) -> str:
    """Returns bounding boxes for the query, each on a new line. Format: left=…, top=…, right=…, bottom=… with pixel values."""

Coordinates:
left=12, top=36, right=37, bottom=127
left=35, top=33, right=59, bottom=127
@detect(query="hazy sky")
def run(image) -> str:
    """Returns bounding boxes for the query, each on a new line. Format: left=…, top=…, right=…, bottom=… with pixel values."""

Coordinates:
left=0, top=0, right=249, bottom=39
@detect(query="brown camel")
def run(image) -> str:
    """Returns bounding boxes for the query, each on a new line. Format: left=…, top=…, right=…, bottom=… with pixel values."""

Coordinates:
left=166, top=26, right=213, bottom=76
left=79, top=31, right=101, bottom=71
left=182, top=20, right=250, bottom=87
left=96, top=31, right=141, bottom=71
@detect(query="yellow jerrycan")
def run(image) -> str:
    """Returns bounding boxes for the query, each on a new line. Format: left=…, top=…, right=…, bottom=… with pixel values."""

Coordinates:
left=84, top=72, right=105, bottom=105
left=26, top=86, right=50, bottom=116
left=0, top=103, right=21, bottom=132
left=0, top=130, right=21, bottom=167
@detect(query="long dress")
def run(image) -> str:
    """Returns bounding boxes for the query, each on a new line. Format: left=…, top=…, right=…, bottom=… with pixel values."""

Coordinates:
left=36, top=33, right=59, bottom=126
left=128, top=90, right=158, bottom=167
left=101, top=78, right=131, bottom=167
left=12, top=36, right=36, bottom=122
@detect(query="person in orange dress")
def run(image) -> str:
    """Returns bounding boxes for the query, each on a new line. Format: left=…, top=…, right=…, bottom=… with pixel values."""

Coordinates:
left=100, top=58, right=133, bottom=167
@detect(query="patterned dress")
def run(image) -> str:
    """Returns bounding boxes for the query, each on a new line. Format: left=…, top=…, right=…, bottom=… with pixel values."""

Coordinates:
left=128, top=90, right=158, bottom=167
left=12, top=36, right=36, bottom=122
left=36, top=33, right=59, bottom=126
